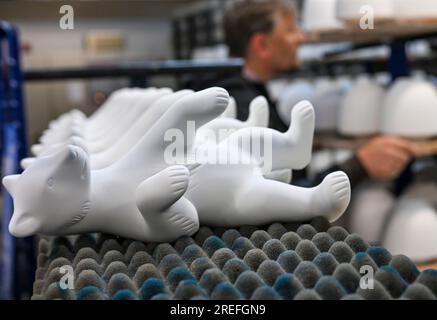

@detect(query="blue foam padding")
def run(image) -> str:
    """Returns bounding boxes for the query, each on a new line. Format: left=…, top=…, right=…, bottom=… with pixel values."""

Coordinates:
left=77, top=286, right=105, bottom=300
left=139, top=278, right=167, bottom=300
left=211, top=281, right=243, bottom=300
left=32, top=218, right=437, bottom=300
left=112, top=289, right=137, bottom=300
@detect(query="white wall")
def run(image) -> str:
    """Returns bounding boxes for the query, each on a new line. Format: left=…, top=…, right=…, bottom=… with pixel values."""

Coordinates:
left=16, top=18, right=173, bottom=67
left=0, top=0, right=204, bottom=144
left=8, top=17, right=174, bottom=144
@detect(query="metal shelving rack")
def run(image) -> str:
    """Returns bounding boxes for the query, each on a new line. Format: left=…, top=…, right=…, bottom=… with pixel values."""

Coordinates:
left=0, top=21, right=34, bottom=300
left=172, top=1, right=227, bottom=60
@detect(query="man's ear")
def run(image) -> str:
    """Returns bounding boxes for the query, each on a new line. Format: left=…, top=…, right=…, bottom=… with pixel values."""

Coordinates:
left=249, top=32, right=272, bottom=59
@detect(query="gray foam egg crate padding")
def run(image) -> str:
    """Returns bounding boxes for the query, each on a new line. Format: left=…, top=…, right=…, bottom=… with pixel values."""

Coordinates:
left=32, top=217, right=437, bottom=300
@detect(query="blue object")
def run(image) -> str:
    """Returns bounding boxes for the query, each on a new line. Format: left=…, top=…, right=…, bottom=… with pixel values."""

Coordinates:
left=139, top=277, right=167, bottom=300
left=0, top=21, right=33, bottom=300
left=112, top=289, right=138, bottom=300
left=389, top=42, right=410, bottom=83
left=389, top=42, right=414, bottom=196
left=0, top=123, right=19, bottom=299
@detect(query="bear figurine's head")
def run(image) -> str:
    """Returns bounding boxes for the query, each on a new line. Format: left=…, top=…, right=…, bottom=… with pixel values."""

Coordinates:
left=3, top=144, right=91, bottom=237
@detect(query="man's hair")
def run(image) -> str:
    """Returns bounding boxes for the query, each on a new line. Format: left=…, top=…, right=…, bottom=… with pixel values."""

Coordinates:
left=224, top=0, right=297, bottom=58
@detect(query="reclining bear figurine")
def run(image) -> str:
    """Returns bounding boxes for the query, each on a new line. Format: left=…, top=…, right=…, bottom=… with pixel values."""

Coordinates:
left=3, top=87, right=351, bottom=242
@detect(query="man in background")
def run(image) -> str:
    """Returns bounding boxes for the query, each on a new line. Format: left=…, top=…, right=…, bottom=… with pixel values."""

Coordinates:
left=217, top=0, right=414, bottom=188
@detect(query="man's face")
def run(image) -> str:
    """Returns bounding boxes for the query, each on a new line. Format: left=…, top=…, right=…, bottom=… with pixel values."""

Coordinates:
left=268, top=12, right=305, bottom=73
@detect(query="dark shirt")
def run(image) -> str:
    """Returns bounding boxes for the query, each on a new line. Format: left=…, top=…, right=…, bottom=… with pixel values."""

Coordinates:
left=313, top=155, right=368, bottom=189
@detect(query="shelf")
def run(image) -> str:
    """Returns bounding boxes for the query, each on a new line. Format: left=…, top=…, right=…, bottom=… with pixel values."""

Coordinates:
left=313, top=132, right=369, bottom=150
left=24, top=59, right=244, bottom=81
left=314, top=133, right=437, bottom=158
left=306, top=19, right=437, bottom=44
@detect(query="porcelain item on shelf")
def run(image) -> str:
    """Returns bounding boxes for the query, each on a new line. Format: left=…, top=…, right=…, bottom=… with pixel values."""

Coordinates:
left=381, top=78, right=437, bottom=138
left=312, top=80, right=348, bottom=132
left=395, top=0, right=437, bottom=20
left=374, top=73, right=391, bottom=86
left=306, top=148, right=353, bottom=179
left=336, top=0, right=395, bottom=22
left=338, top=80, right=385, bottom=136
left=277, top=80, right=315, bottom=125
left=5, top=88, right=351, bottom=242
left=336, top=76, right=354, bottom=93
left=383, top=198, right=437, bottom=262
left=349, top=182, right=395, bottom=244
left=307, top=150, right=335, bottom=179
left=334, top=149, right=353, bottom=163
left=267, top=79, right=290, bottom=102
left=302, top=0, right=343, bottom=31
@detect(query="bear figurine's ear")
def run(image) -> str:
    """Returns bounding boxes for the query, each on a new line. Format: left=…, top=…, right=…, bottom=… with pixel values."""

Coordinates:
left=31, top=144, right=44, bottom=156
left=9, top=210, right=41, bottom=237
left=20, top=157, right=36, bottom=170
left=69, top=136, right=88, bottom=153
left=220, top=96, right=237, bottom=119
left=49, top=144, right=90, bottom=178
left=246, top=96, right=269, bottom=127
left=70, top=125, right=85, bottom=138
left=2, top=174, right=20, bottom=196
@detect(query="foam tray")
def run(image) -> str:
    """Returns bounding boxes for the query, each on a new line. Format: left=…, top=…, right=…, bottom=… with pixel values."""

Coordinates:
left=32, top=217, right=437, bottom=300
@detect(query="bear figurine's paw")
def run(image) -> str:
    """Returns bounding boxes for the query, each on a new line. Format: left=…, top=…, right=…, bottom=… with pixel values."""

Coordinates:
left=313, top=171, right=351, bottom=222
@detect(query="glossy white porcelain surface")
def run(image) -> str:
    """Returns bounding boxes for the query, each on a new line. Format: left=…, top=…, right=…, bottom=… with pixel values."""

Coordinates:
left=303, top=0, right=343, bottom=31
left=382, top=78, right=437, bottom=138
left=338, top=80, right=385, bottom=136
left=383, top=198, right=437, bottom=262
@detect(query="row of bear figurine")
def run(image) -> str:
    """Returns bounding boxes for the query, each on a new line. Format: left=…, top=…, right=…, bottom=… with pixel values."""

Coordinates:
left=3, top=87, right=351, bottom=242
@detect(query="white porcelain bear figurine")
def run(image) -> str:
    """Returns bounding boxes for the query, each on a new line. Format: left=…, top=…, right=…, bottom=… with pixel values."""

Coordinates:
left=22, top=92, right=269, bottom=171
left=195, top=96, right=269, bottom=146
left=33, top=87, right=138, bottom=154
left=5, top=88, right=230, bottom=241
left=26, top=90, right=194, bottom=170
left=4, top=87, right=351, bottom=242
left=35, top=88, right=173, bottom=155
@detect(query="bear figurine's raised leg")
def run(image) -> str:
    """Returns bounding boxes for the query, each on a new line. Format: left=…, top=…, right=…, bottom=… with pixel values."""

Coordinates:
left=136, top=165, right=199, bottom=240
left=235, top=171, right=350, bottom=224
left=219, top=100, right=315, bottom=172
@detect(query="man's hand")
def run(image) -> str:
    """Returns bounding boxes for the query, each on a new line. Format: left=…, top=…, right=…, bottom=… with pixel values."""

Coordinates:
left=357, top=136, right=414, bottom=181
